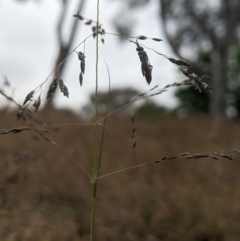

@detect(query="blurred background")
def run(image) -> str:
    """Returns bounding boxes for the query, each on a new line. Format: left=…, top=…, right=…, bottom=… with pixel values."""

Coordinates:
left=0, top=0, right=240, bottom=118
left=1, top=0, right=240, bottom=240
left=0, top=0, right=178, bottom=114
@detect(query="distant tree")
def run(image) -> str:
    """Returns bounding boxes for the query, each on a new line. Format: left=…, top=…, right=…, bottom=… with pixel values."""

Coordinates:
left=110, top=0, right=150, bottom=41
left=227, top=43, right=240, bottom=117
left=0, top=77, right=12, bottom=115
left=174, top=49, right=211, bottom=115
left=135, top=100, right=168, bottom=117
left=112, top=0, right=240, bottom=118
left=160, top=0, right=240, bottom=118
left=175, top=42, right=240, bottom=118
left=52, top=0, right=86, bottom=82
left=81, top=88, right=141, bottom=118
left=175, top=86, right=210, bottom=115
left=15, top=0, right=86, bottom=105
left=81, top=87, right=169, bottom=118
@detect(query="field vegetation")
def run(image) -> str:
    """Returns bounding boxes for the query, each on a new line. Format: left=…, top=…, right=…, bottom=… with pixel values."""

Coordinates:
left=1, top=110, right=240, bottom=241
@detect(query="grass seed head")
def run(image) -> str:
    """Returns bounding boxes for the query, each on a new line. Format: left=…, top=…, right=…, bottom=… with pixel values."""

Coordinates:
left=33, top=95, right=41, bottom=112
left=73, top=11, right=84, bottom=20
left=78, top=52, right=85, bottom=61
left=23, top=90, right=34, bottom=105
left=46, top=78, right=58, bottom=100
left=79, top=72, right=83, bottom=86
left=58, top=79, right=64, bottom=91
left=81, top=61, right=85, bottom=74
left=85, top=20, right=92, bottom=25
left=16, top=104, right=29, bottom=121
left=151, top=38, right=162, bottom=42
left=58, top=80, right=69, bottom=98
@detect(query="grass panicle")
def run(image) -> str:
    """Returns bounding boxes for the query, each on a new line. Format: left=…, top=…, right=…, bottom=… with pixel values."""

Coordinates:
left=77, top=51, right=86, bottom=86
left=130, top=114, right=137, bottom=149
left=1, top=4, right=240, bottom=241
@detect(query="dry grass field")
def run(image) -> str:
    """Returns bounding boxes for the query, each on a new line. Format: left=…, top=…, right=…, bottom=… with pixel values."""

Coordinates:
left=1, top=109, right=240, bottom=241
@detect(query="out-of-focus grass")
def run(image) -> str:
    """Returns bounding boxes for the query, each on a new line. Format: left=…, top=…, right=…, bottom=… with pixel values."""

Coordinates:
left=0, top=109, right=240, bottom=241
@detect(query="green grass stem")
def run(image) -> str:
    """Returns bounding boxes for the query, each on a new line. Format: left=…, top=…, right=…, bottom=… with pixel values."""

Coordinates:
left=90, top=1, right=100, bottom=241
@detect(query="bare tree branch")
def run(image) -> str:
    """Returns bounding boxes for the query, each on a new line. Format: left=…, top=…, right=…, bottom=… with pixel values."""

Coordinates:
left=47, top=0, right=86, bottom=106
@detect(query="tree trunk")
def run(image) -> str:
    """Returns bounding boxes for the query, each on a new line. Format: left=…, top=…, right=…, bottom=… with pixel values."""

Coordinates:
left=210, top=48, right=228, bottom=118
left=46, top=0, right=86, bottom=107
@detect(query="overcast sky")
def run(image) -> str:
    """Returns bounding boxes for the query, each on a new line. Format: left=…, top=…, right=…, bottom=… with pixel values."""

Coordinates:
left=0, top=0, right=180, bottom=113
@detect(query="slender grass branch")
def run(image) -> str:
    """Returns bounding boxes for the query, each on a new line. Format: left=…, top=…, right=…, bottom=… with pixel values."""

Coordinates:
left=90, top=1, right=100, bottom=240
left=97, top=160, right=158, bottom=180
left=34, top=34, right=93, bottom=95
left=97, top=61, right=111, bottom=177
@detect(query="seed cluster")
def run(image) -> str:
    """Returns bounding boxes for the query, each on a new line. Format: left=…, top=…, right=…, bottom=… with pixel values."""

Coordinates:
left=78, top=51, right=85, bottom=86
left=46, top=78, right=69, bottom=100
left=73, top=12, right=105, bottom=43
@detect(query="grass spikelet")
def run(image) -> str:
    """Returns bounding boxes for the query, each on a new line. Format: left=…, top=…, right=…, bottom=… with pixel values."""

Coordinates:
left=58, top=79, right=69, bottom=98
left=137, top=35, right=147, bottom=40
left=164, top=155, right=178, bottom=160
left=208, top=155, right=219, bottom=160
left=33, top=95, right=41, bottom=112
left=78, top=51, right=85, bottom=62
left=72, top=13, right=105, bottom=44
left=0, top=126, right=31, bottom=134
left=179, top=152, right=190, bottom=156
left=85, top=20, right=92, bottom=25
left=168, top=58, right=192, bottom=67
left=73, top=11, right=84, bottom=20
left=62, top=85, right=69, bottom=97
left=178, top=66, right=212, bottom=94
left=160, top=151, right=234, bottom=162
left=186, top=153, right=218, bottom=160
left=16, top=104, right=29, bottom=121
left=151, top=37, right=162, bottom=42
left=130, top=114, right=137, bottom=149
left=81, top=61, right=85, bottom=74
left=79, top=72, right=83, bottom=86
left=46, top=78, right=58, bottom=99
left=23, top=90, right=34, bottom=105
left=217, top=153, right=233, bottom=161
left=135, top=35, right=162, bottom=42
left=77, top=51, right=86, bottom=86
left=58, top=78, right=64, bottom=91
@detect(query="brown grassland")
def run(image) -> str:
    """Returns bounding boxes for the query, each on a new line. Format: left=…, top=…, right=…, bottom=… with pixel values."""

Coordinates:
left=1, top=109, right=240, bottom=241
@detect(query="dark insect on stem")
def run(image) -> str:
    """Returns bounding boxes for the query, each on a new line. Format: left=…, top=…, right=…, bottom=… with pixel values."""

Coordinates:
left=130, top=40, right=152, bottom=84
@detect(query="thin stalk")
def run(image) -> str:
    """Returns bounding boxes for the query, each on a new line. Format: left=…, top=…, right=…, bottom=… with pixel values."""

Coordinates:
left=97, top=61, right=111, bottom=177
left=97, top=159, right=158, bottom=180
left=90, top=0, right=100, bottom=241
